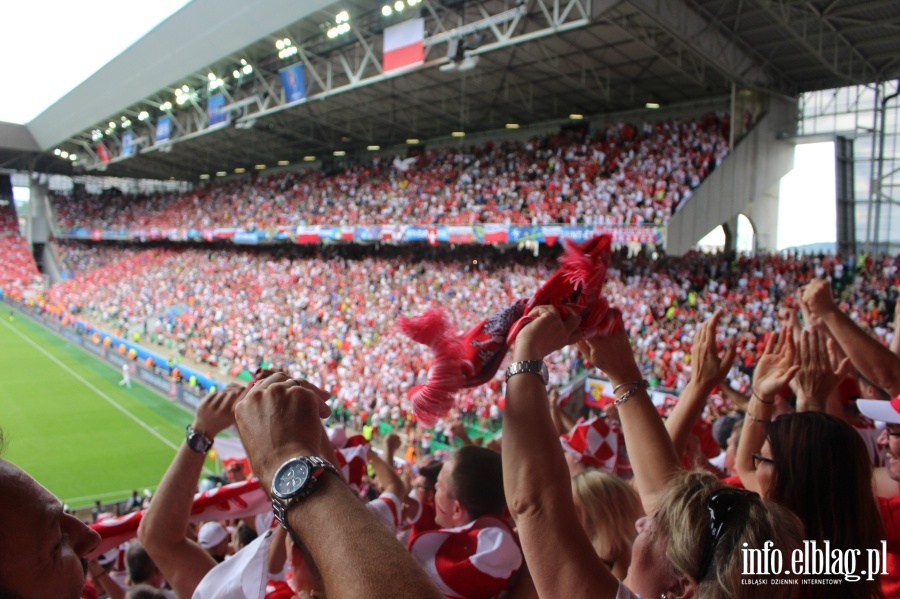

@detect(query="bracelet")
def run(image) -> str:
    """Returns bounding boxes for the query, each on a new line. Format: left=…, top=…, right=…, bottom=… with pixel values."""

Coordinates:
left=746, top=412, right=770, bottom=424
left=615, top=380, right=650, bottom=406
left=613, top=380, right=646, bottom=395
left=752, top=389, right=774, bottom=405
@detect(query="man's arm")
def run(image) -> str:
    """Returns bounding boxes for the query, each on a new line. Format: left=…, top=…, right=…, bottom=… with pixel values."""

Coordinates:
left=369, top=435, right=406, bottom=498
left=803, top=279, right=900, bottom=397
left=235, top=374, right=443, bottom=599
left=137, top=385, right=244, bottom=599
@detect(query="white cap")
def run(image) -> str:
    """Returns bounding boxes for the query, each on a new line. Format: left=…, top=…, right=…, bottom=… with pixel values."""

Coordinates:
left=198, top=521, right=229, bottom=549
left=856, top=396, right=900, bottom=425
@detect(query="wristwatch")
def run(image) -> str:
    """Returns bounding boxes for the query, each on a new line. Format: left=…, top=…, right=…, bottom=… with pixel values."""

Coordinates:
left=505, top=360, right=549, bottom=385
left=271, top=456, right=340, bottom=529
left=185, top=425, right=214, bottom=454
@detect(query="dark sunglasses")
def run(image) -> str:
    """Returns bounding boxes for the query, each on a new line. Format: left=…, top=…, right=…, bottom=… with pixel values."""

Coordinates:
left=697, top=488, right=757, bottom=582
left=752, top=452, right=775, bottom=469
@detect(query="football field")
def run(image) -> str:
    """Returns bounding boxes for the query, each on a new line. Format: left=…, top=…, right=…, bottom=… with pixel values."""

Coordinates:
left=0, top=308, right=211, bottom=507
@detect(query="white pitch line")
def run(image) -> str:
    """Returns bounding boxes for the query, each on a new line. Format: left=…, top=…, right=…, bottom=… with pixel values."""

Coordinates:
left=1, top=318, right=180, bottom=453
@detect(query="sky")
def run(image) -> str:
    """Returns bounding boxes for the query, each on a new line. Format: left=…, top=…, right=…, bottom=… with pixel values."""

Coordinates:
left=0, top=0, right=191, bottom=124
left=698, top=142, right=837, bottom=252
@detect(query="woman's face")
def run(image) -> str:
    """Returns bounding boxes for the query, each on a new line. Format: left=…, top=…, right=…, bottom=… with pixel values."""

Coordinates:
left=624, top=515, right=674, bottom=596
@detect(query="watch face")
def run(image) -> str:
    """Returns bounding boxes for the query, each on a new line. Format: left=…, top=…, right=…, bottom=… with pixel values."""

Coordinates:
left=273, top=460, right=310, bottom=498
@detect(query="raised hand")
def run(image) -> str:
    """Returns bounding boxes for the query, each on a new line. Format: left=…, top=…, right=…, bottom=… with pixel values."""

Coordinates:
left=193, top=384, right=246, bottom=439
left=234, top=373, right=332, bottom=490
left=514, top=305, right=583, bottom=361
left=576, top=323, right=642, bottom=385
left=689, top=311, right=737, bottom=395
left=752, top=331, right=799, bottom=398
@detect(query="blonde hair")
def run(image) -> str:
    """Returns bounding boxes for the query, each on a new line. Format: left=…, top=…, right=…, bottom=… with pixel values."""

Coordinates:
left=571, top=470, right=643, bottom=566
left=654, top=470, right=805, bottom=599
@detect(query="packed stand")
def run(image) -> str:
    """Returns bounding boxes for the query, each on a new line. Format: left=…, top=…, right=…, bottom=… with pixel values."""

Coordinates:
left=50, top=113, right=730, bottom=231
left=0, top=200, right=41, bottom=295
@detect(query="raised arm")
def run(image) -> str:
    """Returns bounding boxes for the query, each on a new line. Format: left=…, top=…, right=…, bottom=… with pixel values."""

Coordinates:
left=891, top=300, right=900, bottom=357
left=802, top=278, right=900, bottom=397
left=369, top=434, right=406, bottom=498
left=137, top=385, right=245, bottom=599
left=503, top=306, right=620, bottom=599
left=792, top=327, right=847, bottom=414
left=665, top=311, right=736, bottom=457
left=735, top=332, right=798, bottom=493
left=235, top=374, right=442, bottom=599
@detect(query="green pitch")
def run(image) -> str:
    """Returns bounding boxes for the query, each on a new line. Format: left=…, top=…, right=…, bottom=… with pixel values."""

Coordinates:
left=0, top=309, right=210, bottom=507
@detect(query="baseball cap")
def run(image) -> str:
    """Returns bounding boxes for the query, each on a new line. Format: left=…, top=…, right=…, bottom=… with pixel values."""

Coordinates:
left=198, top=522, right=229, bottom=549
left=856, top=396, right=900, bottom=424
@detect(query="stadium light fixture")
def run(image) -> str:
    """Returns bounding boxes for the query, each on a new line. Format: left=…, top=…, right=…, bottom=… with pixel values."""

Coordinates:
left=121, top=117, right=132, bottom=129
left=304, top=155, right=316, bottom=161
left=335, top=10, right=349, bottom=23
left=506, top=123, right=519, bottom=129
left=569, top=113, right=583, bottom=120
left=60, top=151, right=69, bottom=159
left=216, top=171, right=227, bottom=177
left=235, top=167, right=246, bottom=174
left=406, top=138, right=419, bottom=144
left=645, top=102, right=660, bottom=109
left=394, top=1, right=403, bottom=11
left=91, top=129, right=103, bottom=141
left=278, top=160, right=290, bottom=166
left=200, top=174, right=210, bottom=179
left=242, top=64, right=253, bottom=75
left=138, top=111, right=149, bottom=121
left=108, top=121, right=116, bottom=129
left=69, top=154, right=77, bottom=161
left=255, top=164, right=266, bottom=169
left=333, top=150, right=346, bottom=156
left=160, top=101, right=172, bottom=111
left=233, top=69, right=241, bottom=78
left=367, top=145, right=380, bottom=151
left=382, top=5, right=392, bottom=16
left=277, top=38, right=297, bottom=59
left=53, top=148, right=61, bottom=155
left=451, top=131, right=465, bottom=137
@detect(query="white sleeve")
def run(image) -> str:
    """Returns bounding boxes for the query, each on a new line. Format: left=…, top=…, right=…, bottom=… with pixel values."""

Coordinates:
left=366, top=492, right=402, bottom=531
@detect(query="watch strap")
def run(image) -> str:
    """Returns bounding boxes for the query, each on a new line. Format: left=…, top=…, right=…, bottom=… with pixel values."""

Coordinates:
left=505, top=359, right=548, bottom=385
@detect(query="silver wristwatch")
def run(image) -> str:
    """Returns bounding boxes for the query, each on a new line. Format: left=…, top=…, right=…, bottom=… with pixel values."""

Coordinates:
left=270, top=456, right=340, bottom=529
left=505, top=360, right=549, bottom=385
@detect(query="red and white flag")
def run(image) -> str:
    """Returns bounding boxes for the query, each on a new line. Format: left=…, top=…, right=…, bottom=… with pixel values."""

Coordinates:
left=89, top=479, right=270, bottom=557
left=383, top=18, right=425, bottom=72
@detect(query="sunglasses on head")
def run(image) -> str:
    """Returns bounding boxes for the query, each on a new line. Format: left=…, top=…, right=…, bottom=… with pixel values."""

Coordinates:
left=696, top=487, right=758, bottom=582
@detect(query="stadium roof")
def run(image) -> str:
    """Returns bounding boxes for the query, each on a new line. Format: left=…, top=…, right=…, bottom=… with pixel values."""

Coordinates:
left=1, top=0, right=898, bottom=182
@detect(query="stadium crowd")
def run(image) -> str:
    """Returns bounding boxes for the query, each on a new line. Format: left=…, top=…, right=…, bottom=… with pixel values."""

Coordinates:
left=49, top=114, right=730, bottom=231
left=0, top=199, right=41, bottom=296
left=43, top=242, right=897, bottom=419
left=5, top=249, right=900, bottom=598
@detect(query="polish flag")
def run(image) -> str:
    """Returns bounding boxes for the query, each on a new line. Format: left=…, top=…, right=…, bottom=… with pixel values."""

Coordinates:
left=295, top=226, right=320, bottom=244
left=383, top=18, right=425, bottom=72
